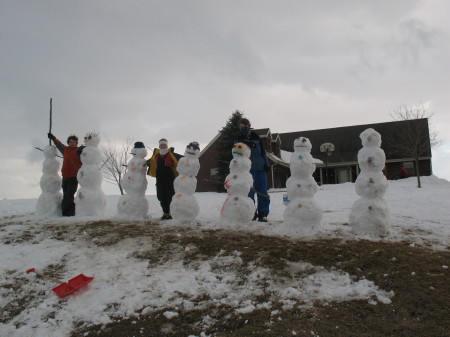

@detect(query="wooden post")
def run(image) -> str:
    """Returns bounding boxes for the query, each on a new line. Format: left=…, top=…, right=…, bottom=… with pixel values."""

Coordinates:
left=49, top=98, right=52, bottom=145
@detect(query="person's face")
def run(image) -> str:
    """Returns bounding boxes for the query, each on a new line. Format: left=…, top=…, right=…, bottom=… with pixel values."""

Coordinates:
left=240, top=123, right=250, bottom=129
left=159, top=143, right=168, bottom=150
left=68, top=139, right=77, bottom=148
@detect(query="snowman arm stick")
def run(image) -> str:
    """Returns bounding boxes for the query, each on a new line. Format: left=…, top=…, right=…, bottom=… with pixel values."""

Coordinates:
left=251, top=186, right=271, bottom=198
left=34, top=146, right=63, bottom=158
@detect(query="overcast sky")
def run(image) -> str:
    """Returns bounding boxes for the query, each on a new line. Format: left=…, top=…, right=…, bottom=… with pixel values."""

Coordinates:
left=1, top=0, right=449, bottom=199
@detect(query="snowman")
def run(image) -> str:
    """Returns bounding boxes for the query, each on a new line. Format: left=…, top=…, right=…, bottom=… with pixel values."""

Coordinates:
left=283, top=137, right=322, bottom=234
left=170, top=141, right=201, bottom=222
left=349, top=128, right=390, bottom=235
left=36, top=145, right=62, bottom=216
left=75, top=131, right=106, bottom=216
left=117, top=141, right=149, bottom=218
left=220, top=142, right=255, bottom=224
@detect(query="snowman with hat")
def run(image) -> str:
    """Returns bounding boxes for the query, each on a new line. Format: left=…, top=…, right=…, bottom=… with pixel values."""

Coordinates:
left=117, top=141, right=149, bottom=218
left=170, top=141, right=201, bottom=222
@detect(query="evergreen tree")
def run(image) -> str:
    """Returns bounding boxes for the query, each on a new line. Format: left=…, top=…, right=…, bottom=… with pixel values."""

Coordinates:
left=214, top=110, right=245, bottom=192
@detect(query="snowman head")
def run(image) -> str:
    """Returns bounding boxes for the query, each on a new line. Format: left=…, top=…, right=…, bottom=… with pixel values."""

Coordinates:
left=132, top=142, right=148, bottom=158
left=44, top=144, right=57, bottom=158
left=293, top=137, right=312, bottom=153
left=184, top=141, right=200, bottom=159
left=84, top=131, right=100, bottom=147
left=360, top=128, right=382, bottom=148
left=232, top=142, right=251, bottom=158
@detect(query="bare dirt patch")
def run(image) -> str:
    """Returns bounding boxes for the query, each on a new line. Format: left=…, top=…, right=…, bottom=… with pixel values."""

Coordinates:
left=72, top=229, right=449, bottom=337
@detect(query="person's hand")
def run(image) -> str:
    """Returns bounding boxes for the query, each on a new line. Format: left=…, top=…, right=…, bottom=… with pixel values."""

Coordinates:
left=48, top=133, right=56, bottom=140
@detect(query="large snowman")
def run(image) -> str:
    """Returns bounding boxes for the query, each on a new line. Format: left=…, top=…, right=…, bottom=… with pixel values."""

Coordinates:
left=220, top=142, right=255, bottom=224
left=349, top=128, right=390, bottom=235
left=170, top=141, right=201, bottom=222
left=117, top=141, right=149, bottom=218
left=36, top=145, right=62, bottom=216
left=75, top=131, right=106, bottom=216
left=283, top=137, right=322, bottom=234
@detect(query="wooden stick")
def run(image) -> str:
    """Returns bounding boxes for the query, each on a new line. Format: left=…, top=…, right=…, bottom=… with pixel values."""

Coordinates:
left=49, top=98, right=53, bottom=146
left=35, top=271, right=65, bottom=284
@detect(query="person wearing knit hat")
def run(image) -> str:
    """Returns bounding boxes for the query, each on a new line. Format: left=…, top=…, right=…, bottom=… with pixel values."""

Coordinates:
left=146, top=138, right=182, bottom=220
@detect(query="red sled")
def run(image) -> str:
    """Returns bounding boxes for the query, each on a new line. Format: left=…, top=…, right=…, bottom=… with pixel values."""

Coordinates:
left=26, top=268, right=94, bottom=297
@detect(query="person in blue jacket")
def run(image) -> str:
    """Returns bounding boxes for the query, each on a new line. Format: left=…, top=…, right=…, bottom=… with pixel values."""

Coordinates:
left=236, top=118, right=270, bottom=222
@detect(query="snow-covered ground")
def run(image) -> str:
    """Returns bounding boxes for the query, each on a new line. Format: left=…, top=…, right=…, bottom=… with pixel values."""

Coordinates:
left=0, top=176, right=449, bottom=336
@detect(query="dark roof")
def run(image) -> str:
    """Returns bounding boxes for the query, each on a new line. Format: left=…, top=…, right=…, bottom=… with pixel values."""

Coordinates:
left=253, top=128, right=270, bottom=137
left=279, top=119, right=431, bottom=163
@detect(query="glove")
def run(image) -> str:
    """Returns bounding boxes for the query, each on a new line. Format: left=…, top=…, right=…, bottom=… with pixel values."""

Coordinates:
left=77, top=145, right=86, bottom=155
left=48, top=133, right=56, bottom=141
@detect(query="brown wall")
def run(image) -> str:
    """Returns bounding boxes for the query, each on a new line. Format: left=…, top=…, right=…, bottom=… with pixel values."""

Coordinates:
left=197, top=141, right=222, bottom=192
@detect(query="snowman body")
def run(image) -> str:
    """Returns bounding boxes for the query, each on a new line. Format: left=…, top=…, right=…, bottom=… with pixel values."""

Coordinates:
left=118, top=145, right=149, bottom=218
left=220, top=143, right=255, bottom=224
left=75, top=132, right=107, bottom=216
left=349, top=128, right=390, bottom=235
left=36, top=145, right=62, bottom=216
left=170, top=142, right=201, bottom=222
left=283, top=137, right=322, bottom=233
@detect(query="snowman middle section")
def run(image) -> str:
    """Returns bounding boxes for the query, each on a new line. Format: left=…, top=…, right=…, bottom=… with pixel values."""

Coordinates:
left=220, top=142, right=255, bottom=224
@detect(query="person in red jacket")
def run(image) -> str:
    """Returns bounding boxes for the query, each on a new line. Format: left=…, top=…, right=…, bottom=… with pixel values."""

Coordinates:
left=48, top=133, right=84, bottom=216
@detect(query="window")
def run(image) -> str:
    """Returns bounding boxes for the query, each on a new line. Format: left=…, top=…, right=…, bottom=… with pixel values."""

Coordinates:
left=210, top=168, right=220, bottom=182
left=403, top=162, right=414, bottom=174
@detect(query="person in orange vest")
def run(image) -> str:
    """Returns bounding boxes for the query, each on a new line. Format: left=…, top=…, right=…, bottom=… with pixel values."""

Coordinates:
left=147, top=139, right=181, bottom=220
left=48, top=133, right=84, bottom=216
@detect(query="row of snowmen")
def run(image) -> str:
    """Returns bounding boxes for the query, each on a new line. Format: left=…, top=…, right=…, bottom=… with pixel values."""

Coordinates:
left=37, top=129, right=390, bottom=236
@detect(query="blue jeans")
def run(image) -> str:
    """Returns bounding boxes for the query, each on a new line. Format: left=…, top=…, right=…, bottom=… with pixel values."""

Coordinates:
left=248, top=170, right=270, bottom=215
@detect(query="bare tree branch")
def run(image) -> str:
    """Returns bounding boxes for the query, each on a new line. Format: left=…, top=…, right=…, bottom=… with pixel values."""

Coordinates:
left=388, top=102, right=444, bottom=188
left=100, top=139, right=133, bottom=195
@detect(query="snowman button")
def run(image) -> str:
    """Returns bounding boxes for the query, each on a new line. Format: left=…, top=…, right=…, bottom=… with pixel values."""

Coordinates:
left=233, top=175, right=237, bottom=179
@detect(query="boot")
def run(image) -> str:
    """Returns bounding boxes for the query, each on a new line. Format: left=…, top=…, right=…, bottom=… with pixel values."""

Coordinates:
left=252, top=211, right=258, bottom=221
left=258, top=211, right=268, bottom=222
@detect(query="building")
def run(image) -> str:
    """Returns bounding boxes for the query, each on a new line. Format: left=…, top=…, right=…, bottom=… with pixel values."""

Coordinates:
left=197, top=119, right=432, bottom=191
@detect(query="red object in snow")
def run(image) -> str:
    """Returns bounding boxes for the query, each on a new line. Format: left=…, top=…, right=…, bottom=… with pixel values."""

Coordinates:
left=26, top=268, right=94, bottom=297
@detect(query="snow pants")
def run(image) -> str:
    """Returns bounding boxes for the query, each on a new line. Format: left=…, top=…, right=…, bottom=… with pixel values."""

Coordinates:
left=62, top=177, right=78, bottom=216
left=156, top=178, right=175, bottom=214
left=248, top=170, right=270, bottom=216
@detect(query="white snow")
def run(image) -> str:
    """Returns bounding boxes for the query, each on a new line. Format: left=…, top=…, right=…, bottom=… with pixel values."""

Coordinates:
left=0, top=175, right=449, bottom=336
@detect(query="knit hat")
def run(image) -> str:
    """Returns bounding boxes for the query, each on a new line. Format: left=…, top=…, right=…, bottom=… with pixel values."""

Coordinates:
left=239, top=118, right=251, bottom=127
left=134, top=141, right=145, bottom=148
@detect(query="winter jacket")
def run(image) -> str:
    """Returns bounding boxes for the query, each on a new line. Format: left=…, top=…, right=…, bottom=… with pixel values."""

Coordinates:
left=147, top=147, right=180, bottom=178
left=236, top=131, right=270, bottom=171
left=54, top=139, right=82, bottom=178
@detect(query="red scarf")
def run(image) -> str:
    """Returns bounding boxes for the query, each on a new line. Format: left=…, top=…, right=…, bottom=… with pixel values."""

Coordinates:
left=157, top=152, right=174, bottom=168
